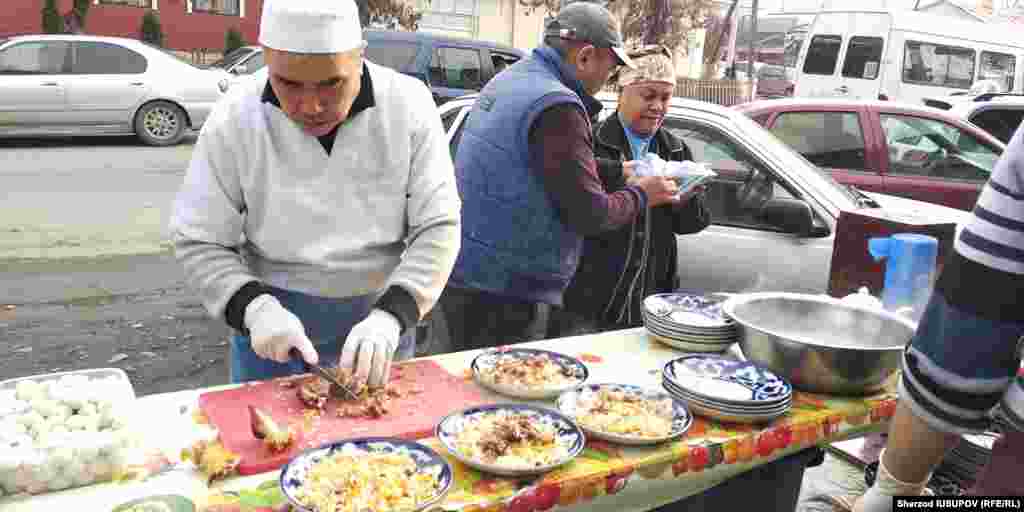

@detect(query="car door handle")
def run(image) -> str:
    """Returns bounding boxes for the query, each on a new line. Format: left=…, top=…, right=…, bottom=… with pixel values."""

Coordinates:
left=130, top=82, right=145, bottom=86
left=835, top=85, right=849, bottom=93
left=40, top=82, right=59, bottom=87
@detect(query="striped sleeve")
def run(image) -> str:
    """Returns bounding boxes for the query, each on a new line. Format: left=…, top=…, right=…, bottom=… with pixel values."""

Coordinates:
left=898, top=121, right=1024, bottom=434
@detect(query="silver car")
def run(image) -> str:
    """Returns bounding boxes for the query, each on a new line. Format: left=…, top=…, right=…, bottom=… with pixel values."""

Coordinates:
left=440, top=94, right=966, bottom=295
left=0, top=35, right=231, bottom=146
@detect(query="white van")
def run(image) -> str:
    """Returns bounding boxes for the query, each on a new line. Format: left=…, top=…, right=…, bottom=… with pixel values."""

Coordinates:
left=793, top=8, right=1024, bottom=105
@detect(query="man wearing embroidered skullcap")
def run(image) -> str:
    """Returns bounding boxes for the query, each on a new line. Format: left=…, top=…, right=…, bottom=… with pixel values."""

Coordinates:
left=169, top=0, right=461, bottom=388
left=436, top=3, right=683, bottom=352
left=549, top=44, right=710, bottom=338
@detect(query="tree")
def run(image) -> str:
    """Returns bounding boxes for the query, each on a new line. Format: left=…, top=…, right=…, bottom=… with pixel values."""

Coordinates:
left=225, top=28, right=245, bottom=55
left=140, top=10, right=164, bottom=47
left=517, top=0, right=714, bottom=53
left=73, top=0, right=91, bottom=26
left=357, top=0, right=424, bottom=30
left=41, top=0, right=63, bottom=34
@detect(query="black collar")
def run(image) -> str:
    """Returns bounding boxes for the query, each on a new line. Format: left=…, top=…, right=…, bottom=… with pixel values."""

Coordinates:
left=594, top=111, right=685, bottom=158
left=261, top=62, right=376, bottom=118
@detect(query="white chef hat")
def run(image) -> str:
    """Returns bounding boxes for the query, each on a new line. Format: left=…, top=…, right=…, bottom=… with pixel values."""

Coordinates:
left=259, top=0, right=364, bottom=54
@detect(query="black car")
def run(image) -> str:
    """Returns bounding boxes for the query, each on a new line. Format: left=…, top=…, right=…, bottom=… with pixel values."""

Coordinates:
left=363, top=30, right=525, bottom=104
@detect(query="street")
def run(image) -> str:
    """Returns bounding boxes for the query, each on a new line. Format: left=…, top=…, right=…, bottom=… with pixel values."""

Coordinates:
left=0, top=134, right=860, bottom=511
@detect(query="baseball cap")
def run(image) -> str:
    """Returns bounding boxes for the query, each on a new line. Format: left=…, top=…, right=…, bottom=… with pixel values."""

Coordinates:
left=544, top=2, right=636, bottom=69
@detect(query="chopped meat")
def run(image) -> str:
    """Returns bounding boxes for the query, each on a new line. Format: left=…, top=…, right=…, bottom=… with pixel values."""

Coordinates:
left=297, top=377, right=331, bottom=411
left=479, top=436, right=509, bottom=460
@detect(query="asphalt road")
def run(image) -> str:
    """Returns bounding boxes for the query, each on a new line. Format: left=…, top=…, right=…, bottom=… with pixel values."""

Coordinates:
left=0, top=134, right=195, bottom=260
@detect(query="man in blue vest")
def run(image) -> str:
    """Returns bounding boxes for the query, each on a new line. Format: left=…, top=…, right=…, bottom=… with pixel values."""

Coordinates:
left=437, top=2, right=682, bottom=352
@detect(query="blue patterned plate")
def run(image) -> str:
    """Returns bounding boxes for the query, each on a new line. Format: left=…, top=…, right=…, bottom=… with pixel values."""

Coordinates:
left=557, top=383, right=692, bottom=445
left=643, top=293, right=735, bottom=329
left=662, top=378, right=791, bottom=412
left=280, top=437, right=452, bottom=512
left=663, top=355, right=792, bottom=404
left=436, top=404, right=585, bottom=476
left=471, top=348, right=588, bottom=399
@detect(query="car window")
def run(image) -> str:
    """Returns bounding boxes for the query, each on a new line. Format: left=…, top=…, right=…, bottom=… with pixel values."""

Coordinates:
left=769, top=111, right=868, bottom=171
left=241, top=51, right=264, bottom=74
left=0, top=41, right=69, bottom=74
left=364, top=41, right=420, bottom=72
left=663, top=118, right=799, bottom=231
left=442, top=108, right=460, bottom=133
left=449, top=107, right=471, bottom=160
left=209, top=47, right=251, bottom=69
left=970, top=108, right=1024, bottom=144
left=881, top=114, right=1000, bottom=182
left=803, top=35, right=842, bottom=76
left=491, top=52, right=519, bottom=75
left=979, top=51, right=1016, bottom=93
left=430, top=47, right=483, bottom=90
left=71, top=42, right=147, bottom=74
left=841, top=36, right=883, bottom=80
left=902, top=41, right=975, bottom=89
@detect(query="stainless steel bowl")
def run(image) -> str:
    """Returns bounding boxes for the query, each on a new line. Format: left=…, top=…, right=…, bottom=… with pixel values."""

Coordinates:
left=722, top=292, right=915, bottom=395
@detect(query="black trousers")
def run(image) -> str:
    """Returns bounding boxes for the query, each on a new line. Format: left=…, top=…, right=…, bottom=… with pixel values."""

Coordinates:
left=435, top=285, right=541, bottom=353
left=651, top=447, right=824, bottom=511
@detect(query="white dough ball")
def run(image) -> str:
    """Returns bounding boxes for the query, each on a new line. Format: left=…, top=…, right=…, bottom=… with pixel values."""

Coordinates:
left=15, top=381, right=42, bottom=402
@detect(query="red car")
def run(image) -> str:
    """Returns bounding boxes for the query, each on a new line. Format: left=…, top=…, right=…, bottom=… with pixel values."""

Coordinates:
left=735, top=99, right=1006, bottom=211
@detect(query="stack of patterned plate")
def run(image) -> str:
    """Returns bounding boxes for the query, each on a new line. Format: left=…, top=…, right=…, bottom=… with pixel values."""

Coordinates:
left=661, top=354, right=793, bottom=424
left=642, top=293, right=738, bottom=352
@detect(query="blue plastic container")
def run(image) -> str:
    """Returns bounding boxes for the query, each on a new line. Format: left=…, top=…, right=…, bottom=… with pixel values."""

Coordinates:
left=868, top=234, right=939, bottom=316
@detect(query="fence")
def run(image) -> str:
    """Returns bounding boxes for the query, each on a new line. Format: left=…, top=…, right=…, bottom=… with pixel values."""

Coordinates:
left=605, top=78, right=754, bottom=107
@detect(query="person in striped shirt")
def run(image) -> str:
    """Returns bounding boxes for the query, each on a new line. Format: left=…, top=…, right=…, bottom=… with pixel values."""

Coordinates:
left=851, top=123, right=1024, bottom=510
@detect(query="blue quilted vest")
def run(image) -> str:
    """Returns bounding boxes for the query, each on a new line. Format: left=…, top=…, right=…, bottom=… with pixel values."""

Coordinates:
left=449, top=46, right=592, bottom=306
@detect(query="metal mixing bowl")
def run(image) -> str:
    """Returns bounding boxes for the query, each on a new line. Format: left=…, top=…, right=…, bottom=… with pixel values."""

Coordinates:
left=721, top=292, right=915, bottom=395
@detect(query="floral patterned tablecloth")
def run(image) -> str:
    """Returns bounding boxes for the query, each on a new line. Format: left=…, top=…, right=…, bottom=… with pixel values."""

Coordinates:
left=2, top=328, right=897, bottom=512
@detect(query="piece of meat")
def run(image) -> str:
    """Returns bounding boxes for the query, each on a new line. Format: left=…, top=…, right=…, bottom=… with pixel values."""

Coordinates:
left=297, top=377, right=330, bottom=411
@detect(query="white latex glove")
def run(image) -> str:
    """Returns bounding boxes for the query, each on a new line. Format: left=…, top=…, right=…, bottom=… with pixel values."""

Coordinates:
left=244, top=294, right=318, bottom=365
left=339, top=309, right=402, bottom=388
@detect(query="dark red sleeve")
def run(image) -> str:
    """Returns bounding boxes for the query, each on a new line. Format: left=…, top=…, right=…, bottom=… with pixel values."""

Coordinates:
left=528, top=104, right=647, bottom=236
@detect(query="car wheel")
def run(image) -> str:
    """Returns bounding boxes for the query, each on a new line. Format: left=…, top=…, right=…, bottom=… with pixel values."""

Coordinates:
left=134, top=101, right=187, bottom=146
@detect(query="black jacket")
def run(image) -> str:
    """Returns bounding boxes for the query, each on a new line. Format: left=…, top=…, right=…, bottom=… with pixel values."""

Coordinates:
left=561, top=113, right=711, bottom=327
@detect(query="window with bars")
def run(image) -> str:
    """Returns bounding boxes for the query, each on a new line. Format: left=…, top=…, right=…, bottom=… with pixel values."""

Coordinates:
left=418, top=0, right=477, bottom=33
left=191, top=0, right=240, bottom=16
left=97, top=0, right=154, bottom=7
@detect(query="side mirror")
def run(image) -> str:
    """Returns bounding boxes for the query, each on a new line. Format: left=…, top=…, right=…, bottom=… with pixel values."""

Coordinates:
left=232, top=63, right=248, bottom=75
left=760, top=198, right=816, bottom=236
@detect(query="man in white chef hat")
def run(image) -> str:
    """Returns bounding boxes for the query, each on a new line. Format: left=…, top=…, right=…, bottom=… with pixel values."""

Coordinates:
left=169, top=0, right=461, bottom=387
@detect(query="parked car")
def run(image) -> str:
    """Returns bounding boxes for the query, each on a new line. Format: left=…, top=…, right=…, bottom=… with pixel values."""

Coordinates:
left=947, top=96, right=1024, bottom=145
left=736, top=99, right=1005, bottom=211
left=205, top=45, right=264, bottom=77
left=754, top=64, right=795, bottom=99
left=439, top=94, right=965, bottom=296
left=240, top=31, right=525, bottom=105
left=0, top=35, right=230, bottom=145
left=363, top=30, right=525, bottom=104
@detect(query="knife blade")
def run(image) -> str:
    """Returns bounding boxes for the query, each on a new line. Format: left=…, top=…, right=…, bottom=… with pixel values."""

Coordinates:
left=289, top=348, right=359, bottom=401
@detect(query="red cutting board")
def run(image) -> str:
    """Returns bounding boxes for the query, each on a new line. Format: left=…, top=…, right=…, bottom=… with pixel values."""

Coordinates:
left=198, top=359, right=494, bottom=475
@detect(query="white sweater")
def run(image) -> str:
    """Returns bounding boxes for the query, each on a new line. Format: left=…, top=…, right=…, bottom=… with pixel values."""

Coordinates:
left=168, top=62, right=461, bottom=321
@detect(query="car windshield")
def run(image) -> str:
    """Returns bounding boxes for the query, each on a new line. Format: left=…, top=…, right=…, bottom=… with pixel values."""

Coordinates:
left=730, top=109, right=861, bottom=207
left=208, top=47, right=251, bottom=69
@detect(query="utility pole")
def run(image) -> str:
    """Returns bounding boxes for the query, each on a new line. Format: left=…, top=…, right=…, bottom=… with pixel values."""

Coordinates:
left=747, top=0, right=758, bottom=80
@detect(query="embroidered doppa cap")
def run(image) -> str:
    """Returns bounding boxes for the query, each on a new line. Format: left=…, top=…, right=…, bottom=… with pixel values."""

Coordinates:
left=545, top=2, right=636, bottom=69
left=259, top=0, right=363, bottom=54
left=617, top=45, right=675, bottom=88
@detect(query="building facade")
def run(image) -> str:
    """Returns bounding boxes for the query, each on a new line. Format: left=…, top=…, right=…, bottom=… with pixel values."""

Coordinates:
left=1, top=0, right=548, bottom=53
left=2, top=0, right=263, bottom=53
